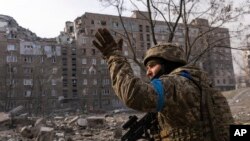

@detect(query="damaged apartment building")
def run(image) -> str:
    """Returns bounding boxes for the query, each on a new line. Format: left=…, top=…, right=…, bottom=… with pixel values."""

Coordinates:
left=0, top=10, right=236, bottom=114
left=59, top=11, right=236, bottom=111
left=0, top=15, right=63, bottom=114
left=64, top=11, right=235, bottom=91
left=0, top=14, right=122, bottom=114
left=239, top=34, right=250, bottom=87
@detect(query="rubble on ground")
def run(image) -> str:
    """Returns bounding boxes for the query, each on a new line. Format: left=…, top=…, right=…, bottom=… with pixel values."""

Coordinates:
left=0, top=108, right=142, bottom=141
left=0, top=88, right=250, bottom=141
left=223, top=88, right=250, bottom=124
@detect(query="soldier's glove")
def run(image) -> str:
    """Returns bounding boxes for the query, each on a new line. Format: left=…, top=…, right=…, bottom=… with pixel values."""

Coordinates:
left=92, top=28, right=123, bottom=58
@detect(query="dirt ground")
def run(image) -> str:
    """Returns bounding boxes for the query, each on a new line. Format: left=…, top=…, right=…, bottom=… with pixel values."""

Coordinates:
left=0, top=88, right=249, bottom=141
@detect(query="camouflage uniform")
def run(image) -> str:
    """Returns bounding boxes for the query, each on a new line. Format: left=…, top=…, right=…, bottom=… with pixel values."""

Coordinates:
left=93, top=28, right=234, bottom=141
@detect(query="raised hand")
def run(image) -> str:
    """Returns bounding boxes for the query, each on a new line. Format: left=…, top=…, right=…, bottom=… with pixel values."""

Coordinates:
left=92, top=28, right=123, bottom=57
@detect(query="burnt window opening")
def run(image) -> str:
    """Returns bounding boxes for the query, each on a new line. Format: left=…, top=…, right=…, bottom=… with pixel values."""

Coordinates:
left=82, top=48, right=86, bottom=54
left=146, top=25, right=150, bottom=32
left=140, top=34, right=144, bottom=41
left=146, top=34, right=150, bottom=41
left=101, top=20, right=106, bottom=26
left=139, top=25, right=143, bottom=32
left=92, top=49, right=96, bottom=55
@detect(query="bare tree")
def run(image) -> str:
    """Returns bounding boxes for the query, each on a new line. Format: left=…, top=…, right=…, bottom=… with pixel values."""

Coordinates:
left=2, top=63, right=16, bottom=112
left=99, top=0, right=250, bottom=67
left=32, top=55, right=48, bottom=116
left=100, top=0, right=147, bottom=71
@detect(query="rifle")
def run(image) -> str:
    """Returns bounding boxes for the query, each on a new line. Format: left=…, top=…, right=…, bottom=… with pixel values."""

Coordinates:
left=121, top=112, right=159, bottom=141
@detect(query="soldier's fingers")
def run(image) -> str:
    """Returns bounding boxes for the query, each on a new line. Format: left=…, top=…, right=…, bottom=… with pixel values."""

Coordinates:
left=92, top=40, right=103, bottom=51
left=102, top=28, right=114, bottom=43
left=95, top=30, right=105, bottom=45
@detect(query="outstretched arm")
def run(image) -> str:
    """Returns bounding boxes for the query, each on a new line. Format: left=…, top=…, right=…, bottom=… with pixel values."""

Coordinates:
left=92, top=28, right=158, bottom=112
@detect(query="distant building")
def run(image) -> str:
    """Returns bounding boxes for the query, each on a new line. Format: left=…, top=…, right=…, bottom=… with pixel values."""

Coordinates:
left=191, top=18, right=235, bottom=91
left=244, top=34, right=250, bottom=86
left=0, top=11, right=237, bottom=113
left=68, top=11, right=235, bottom=96
left=0, top=15, right=62, bottom=114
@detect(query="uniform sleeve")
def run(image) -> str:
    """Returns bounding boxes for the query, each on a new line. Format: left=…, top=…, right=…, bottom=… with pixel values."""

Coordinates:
left=106, top=55, right=158, bottom=112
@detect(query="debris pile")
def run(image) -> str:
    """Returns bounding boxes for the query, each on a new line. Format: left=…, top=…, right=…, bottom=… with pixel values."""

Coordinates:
left=0, top=108, right=141, bottom=141
left=223, top=88, right=250, bottom=124
left=1, top=87, right=250, bottom=141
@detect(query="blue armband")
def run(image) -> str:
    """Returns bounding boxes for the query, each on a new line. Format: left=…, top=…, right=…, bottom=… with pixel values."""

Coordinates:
left=151, top=79, right=165, bottom=112
left=180, top=70, right=192, bottom=80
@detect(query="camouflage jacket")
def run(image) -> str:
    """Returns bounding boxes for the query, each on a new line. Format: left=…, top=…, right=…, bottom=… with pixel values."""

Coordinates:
left=106, top=54, right=233, bottom=141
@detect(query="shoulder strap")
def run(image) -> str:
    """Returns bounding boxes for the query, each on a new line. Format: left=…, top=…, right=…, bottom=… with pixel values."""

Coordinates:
left=179, top=70, right=204, bottom=120
left=180, top=70, right=201, bottom=91
left=180, top=70, right=219, bottom=140
left=151, top=79, right=165, bottom=112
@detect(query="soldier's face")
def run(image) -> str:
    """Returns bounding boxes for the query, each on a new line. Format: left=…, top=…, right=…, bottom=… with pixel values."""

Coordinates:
left=146, top=63, right=162, bottom=80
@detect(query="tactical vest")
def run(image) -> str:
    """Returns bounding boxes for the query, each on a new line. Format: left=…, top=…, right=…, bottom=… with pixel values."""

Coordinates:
left=158, top=68, right=234, bottom=141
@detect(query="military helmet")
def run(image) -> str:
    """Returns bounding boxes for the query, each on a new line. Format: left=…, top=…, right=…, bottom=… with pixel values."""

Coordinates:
left=143, top=43, right=187, bottom=66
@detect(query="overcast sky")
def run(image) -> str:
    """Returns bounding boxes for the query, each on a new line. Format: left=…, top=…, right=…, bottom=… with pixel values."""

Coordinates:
left=0, top=0, right=128, bottom=38
left=0, top=0, right=248, bottom=75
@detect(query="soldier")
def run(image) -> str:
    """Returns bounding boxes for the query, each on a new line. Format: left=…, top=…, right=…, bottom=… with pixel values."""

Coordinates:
left=92, top=28, right=234, bottom=141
